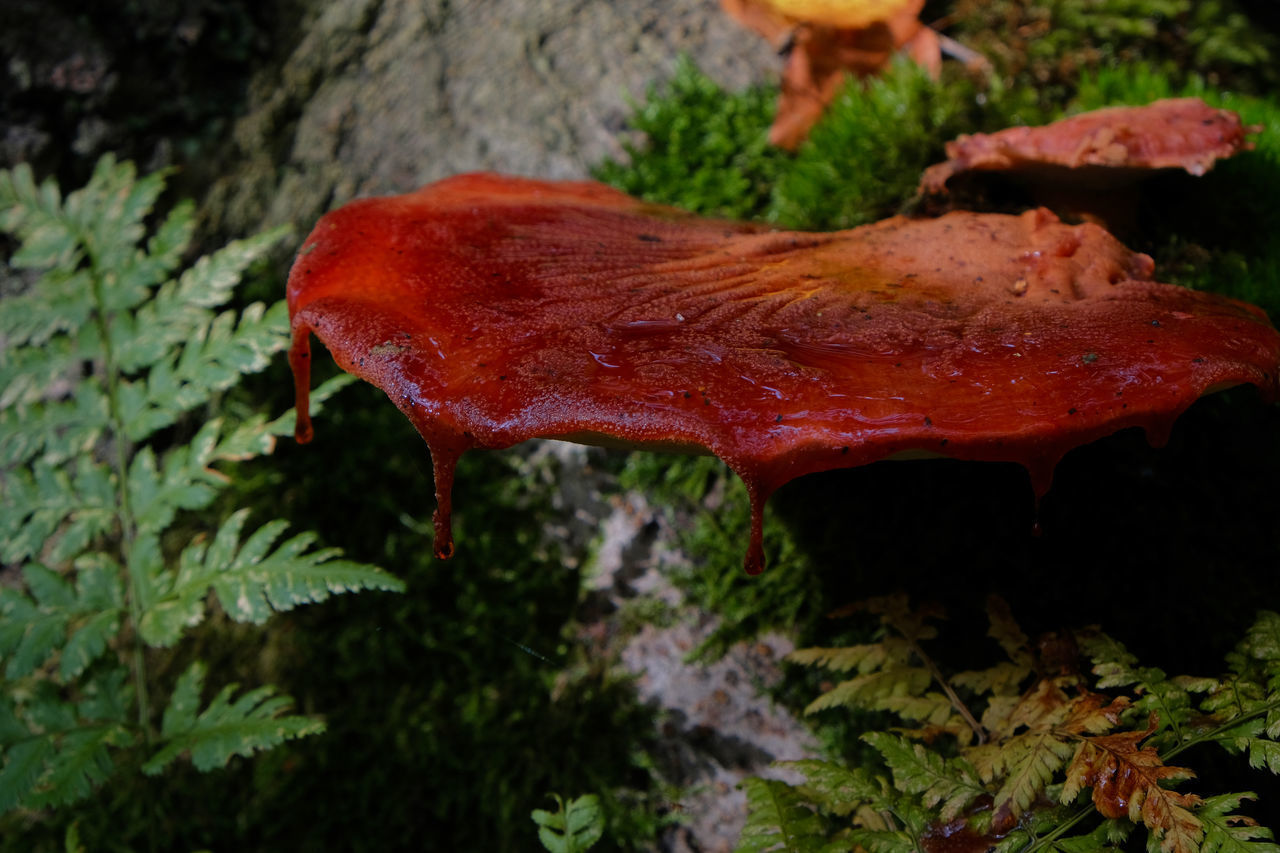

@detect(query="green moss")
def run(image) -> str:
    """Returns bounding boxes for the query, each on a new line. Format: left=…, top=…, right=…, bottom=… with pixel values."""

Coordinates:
left=950, top=0, right=1277, bottom=108
left=768, top=62, right=993, bottom=230
left=617, top=454, right=824, bottom=660
left=592, top=57, right=786, bottom=221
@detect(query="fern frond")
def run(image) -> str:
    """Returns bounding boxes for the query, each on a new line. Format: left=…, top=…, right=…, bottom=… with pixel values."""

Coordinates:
left=22, top=726, right=128, bottom=810
left=997, top=816, right=1131, bottom=853
left=0, top=563, right=124, bottom=681
left=1, top=154, right=394, bottom=824
left=781, top=759, right=880, bottom=817
left=982, top=728, right=1078, bottom=828
left=142, top=662, right=323, bottom=775
left=1080, top=632, right=1197, bottom=742
left=1196, top=792, right=1280, bottom=852
left=112, top=225, right=285, bottom=374
left=120, top=301, right=290, bottom=442
left=862, top=732, right=985, bottom=821
left=845, top=830, right=917, bottom=853
left=126, top=417, right=279, bottom=537
left=861, top=594, right=944, bottom=645
left=0, top=667, right=133, bottom=812
left=875, top=692, right=960, bottom=728
left=1061, top=719, right=1202, bottom=853
left=736, top=777, right=843, bottom=853
left=0, top=382, right=108, bottom=469
left=138, top=509, right=403, bottom=647
left=786, top=643, right=893, bottom=674
left=986, top=595, right=1034, bottom=670
left=1240, top=612, right=1280, bottom=690
left=0, top=458, right=116, bottom=566
left=803, top=667, right=932, bottom=716
left=530, top=794, right=605, bottom=853
left=0, top=740, right=54, bottom=814
left=0, top=162, right=81, bottom=279
left=266, top=373, right=358, bottom=436
left=1209, top=716, right=1280, bottom=773
left=952, top=661, right=1033, bottom=698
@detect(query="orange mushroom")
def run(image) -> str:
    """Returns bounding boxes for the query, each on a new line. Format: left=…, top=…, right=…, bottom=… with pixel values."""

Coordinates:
left=720, top=0, right=941, bottom=149
left=288, top=173, right=1280, bottom=573
left=919, top=98, right=1257, bottom=225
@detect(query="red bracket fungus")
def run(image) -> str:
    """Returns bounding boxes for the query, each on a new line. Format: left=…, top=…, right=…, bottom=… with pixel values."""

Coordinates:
left=919, top=98, right=1258, bottom=225
left=720, top=0, right=942, bottom=149
left=289, top=173, right=1280, bottom=574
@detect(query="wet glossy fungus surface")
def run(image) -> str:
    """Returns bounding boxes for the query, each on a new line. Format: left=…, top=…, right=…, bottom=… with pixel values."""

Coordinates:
left=288, top=173, right=1280, bottom=573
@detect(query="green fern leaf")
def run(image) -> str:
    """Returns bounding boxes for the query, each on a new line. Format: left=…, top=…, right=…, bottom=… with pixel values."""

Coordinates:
left=846, top=798, right=933, bottom=853
left=1003, top=816, right=1131, bottom=853
left=142, top=662, right=323, bottom=775
left=845, top=831, right=917, bottom=853
left=1241, top=612, right=1280, bottom=690
left=736, top=777, right=842, bottom=853
left=0, top=163, right=79, bottom=274
left=266, top=373, right=358, bottom=436
left=0, top=382, right=109, bottom=468
left=0, top=563, right=124, bottom=681
left=875, top=692, right=960, bottom=728
left=122, top=301, right=290, bottom=442
left=1081, top=632, right=1197, bottom=741
left=981, top=729, right=1078, bottom=824
left=0, top=459, right=116, bottom=566
left=1196, top=792, right=1280, bottom=852
left=0, top=740, right=54, bottom=813
left=786, top=643, right=894, bottom=674
left=804, top=667, right=932, bottom=716
left=531, top=794, right=605, bottom=853
left=862, top=732, right=986, bottom=821
left=0, top=673, right=129, bottom=814
left=780, top=758, right=879, bottom=817
left=24, top=726, right=127, bottom=810
left=952, top=661, right=1033, bottom=698
left=110, top=221, right=281, bottom=374
left=127, top=417, right=282, bottom=537
left=138, top=510, right=403, bottom=645
left=1211, top=717, right=1280, bottom=773
left=71, top=157, right=168, bottom=287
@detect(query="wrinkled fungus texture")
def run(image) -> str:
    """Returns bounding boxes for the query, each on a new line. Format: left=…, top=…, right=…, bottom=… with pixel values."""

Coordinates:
left=289, top=173, right=1280, bottom=573
left=920, top=97, right=1256, bottom=195
left=720, top=0, right=940, bottom=149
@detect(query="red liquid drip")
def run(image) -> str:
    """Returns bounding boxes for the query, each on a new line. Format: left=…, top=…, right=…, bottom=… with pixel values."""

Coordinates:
left=428, top=444, right=460, bottom=561
left=744, top=488, right=767, bottom=576
left=289, top=323, right=315, bottom=444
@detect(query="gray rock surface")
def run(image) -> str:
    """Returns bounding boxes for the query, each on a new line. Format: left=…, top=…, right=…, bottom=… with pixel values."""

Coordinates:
left=546, top=444, right=822, bottom=852
left=204, top=0, right=777, bottom=240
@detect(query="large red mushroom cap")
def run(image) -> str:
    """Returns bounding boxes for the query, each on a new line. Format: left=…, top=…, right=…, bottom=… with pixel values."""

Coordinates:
left=288, top=173, right=1280, bottom=574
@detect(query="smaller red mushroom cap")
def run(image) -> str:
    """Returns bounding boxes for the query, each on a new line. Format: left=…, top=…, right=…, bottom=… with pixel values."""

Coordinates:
left=288, top=173, right=1280, bottom=573
left=920, top=97, right=1257, bottom=196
